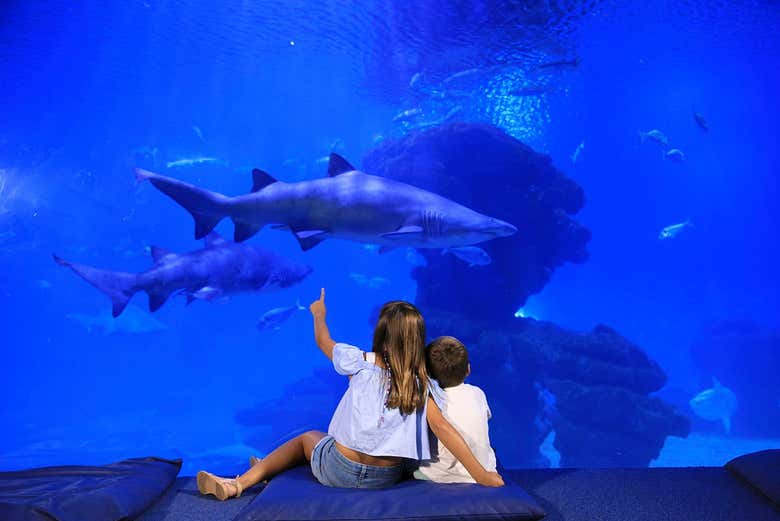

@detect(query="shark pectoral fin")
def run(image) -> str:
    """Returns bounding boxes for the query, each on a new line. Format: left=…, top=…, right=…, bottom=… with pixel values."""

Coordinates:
left=251, top=169, right=277, bottom=192
left=327, top=153, right=355, bottom=176
left=146, top=289, right=172, bottom=312
left=290, top=229, right=327, bottom=251
left=204, top=232, right=227, bottom=248
left=150, top=246, right=176, bottom=264
left=381, top=225, right=424, bottom=241
left=232, top=220, right=263, bottom=242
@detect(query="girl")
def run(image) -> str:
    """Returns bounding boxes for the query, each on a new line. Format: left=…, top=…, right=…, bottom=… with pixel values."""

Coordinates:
left=197, top=288, right=503, bottom=499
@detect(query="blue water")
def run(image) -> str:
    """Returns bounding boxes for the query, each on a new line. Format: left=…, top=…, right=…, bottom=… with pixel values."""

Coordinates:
left=1, top=0, right=778, bottom=476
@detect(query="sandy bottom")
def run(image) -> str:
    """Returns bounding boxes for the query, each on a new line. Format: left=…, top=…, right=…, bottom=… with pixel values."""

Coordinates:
left=651, top=432, right=780, bottom=467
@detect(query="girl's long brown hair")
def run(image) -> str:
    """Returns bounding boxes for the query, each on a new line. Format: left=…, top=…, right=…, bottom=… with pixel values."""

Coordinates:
left=372, top=301, right=428, bottom=416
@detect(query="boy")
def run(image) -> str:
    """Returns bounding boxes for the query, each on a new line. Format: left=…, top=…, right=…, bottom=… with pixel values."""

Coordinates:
left=414, top=336, right=497, bottom=483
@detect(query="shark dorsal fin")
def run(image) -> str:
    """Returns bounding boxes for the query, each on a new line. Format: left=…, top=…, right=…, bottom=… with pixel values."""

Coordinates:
left=327, top=153, right=355, bottom=177
left=150, top=246, right=175, bottom=264
left=712, top=376, right=722, bottom=389
left=251, top=169, right=277, bottom=192
left=204, top=232, right=227, bottom=249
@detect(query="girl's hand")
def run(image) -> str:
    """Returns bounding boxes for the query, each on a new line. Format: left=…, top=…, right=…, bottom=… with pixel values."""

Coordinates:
left=477, top=471, right=505, bottom=487
left=309, top=288, right=327, bottom=319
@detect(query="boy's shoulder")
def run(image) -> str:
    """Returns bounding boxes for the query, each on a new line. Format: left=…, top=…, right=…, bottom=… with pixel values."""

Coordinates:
left=449, top=383, right=488, bottom=400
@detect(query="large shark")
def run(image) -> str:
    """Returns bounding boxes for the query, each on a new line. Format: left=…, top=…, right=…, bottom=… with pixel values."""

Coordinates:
left=133, top=153, right=517, bottom=250
left=53, top=232, right=312, bottom=317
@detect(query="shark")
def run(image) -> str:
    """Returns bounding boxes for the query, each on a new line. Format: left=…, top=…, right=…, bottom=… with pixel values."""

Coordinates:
left=133, top=153, right=517, bottom=251
left=66, top=304, right=168, bottom=335
left=53, top=232, right=312, bottom=317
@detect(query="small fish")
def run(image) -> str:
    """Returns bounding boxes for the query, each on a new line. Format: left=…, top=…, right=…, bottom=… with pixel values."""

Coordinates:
left=513, top=307, right=526, bottom=318
left=393, top=108, right=423, bottom=122
left=689, top=377, right=738, bottom=434
left=405, top=248, right=427, bottom=267
left=442, top=246, right=492, bottom=266
left=409, top=72, right=423, bottom=89
left=570, top=140, right=585, bottom=164
left=315, top=155, right=330, bottom=165
left=638, top=129, right=669, bottom=148
left=256, top=299, right=306, bottom=331
left=193, top=125, right=205, bottom=142
left=658, top=219, right=693, bottom=239
left=330, top=138, right=346, bottom=152
left=440, top=105, right=462, bottom=121
left=693, top=112, right=709, bottom=132
left=665, top=148, right=685, bottom=162
left=363, top=244, right=381, bottom=254
left=166, top=157, right=225, bottom=169
left=536, top=57, right=580, bottom=71
left=371, top=134, right=385, bottom=146
left=442, top=68, right=480, bottom=85
left=350, top=272, right=391, bottom=290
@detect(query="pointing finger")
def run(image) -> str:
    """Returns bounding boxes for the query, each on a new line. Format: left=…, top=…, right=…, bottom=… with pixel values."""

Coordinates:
left=320, top=288, right=325, bottom=301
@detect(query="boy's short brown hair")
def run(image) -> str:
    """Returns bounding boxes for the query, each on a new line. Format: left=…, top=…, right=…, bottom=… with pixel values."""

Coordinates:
left=426, top=336, right=469, bottom=388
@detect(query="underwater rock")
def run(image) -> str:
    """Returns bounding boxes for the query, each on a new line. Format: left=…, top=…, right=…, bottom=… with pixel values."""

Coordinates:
left=689, top=320, right=780, bottom=437
left=362, top=122, right=590, bottom=319
left=234, top=368, right=343, bottom=451
left=421, top=308, right=689, bottom=468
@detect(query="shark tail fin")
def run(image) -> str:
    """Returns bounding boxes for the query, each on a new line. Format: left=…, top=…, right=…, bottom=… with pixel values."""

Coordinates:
left=53, top=254, right=137, bottom=317
left=134, top=168, right=228, bottom=239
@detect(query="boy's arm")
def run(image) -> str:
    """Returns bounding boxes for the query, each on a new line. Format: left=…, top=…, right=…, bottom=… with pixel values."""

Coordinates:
left=310, top=288, right=336, bottom=360
left=426, top=396, right=504, bottom=487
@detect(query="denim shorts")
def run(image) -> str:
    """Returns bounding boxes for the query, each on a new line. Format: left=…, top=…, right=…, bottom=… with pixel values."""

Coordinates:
left=310, top=435, right=404, bottom=489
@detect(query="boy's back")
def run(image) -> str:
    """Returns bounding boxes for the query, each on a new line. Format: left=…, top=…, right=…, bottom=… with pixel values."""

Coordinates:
left=414, top=382, right=497, bottom=483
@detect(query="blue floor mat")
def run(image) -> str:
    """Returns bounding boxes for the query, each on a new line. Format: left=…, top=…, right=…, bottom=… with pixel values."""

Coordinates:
left=0, top=456, right=181, bottom=521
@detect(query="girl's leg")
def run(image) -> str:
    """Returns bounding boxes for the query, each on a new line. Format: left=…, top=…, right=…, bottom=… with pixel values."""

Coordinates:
left=236, top=430, right=326, bottom=490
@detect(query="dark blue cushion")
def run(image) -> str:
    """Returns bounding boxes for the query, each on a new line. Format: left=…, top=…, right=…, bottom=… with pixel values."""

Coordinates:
left=0, top=456, right=181, bottom=521
left=236, top=465, right=546, bottom=521
left=725, top=449, right=780, bottom=506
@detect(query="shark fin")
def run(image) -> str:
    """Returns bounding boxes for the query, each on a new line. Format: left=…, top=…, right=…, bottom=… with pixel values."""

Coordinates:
left=150, top=246, right=176, bottom=264
left=293, top=230, right=327, bottom=251
left=251, top=169, right=277, bottom=192
left=232, top=220, right=263, bottom=242
left=382, top=225, right=424, bottom=240
left=146, top=289, right=172, bottom=312
left=722, top=416, right=731, bottom=434
left=712, top=376, right=722, bottom=389
left=204, top=231, right=227, bottom=248
left=185, top=293, right=197, bottom=305
left=327, top=153, right=355, bottom=177
left=53, top=254, right=137, bottom=317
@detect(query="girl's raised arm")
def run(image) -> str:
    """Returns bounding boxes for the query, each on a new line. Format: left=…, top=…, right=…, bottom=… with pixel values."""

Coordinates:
left=426, top=396, right=504, bottom=487
left=310, top=288, right=336, bottom=360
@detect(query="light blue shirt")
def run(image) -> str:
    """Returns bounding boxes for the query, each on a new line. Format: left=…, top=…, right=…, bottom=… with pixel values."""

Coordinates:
left=327, top=343, right=445, bottom=460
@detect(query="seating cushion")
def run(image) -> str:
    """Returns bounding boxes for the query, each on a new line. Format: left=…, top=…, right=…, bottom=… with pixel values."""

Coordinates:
left=236, top=465, right=546, bottom=521
left=725, top=449, right=780, bottom=506
left=0, top=456, right=181, bottom=521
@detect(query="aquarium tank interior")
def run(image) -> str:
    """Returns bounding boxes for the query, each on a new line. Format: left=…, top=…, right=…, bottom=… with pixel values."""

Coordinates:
left=1, top=0, right=779, bottom=485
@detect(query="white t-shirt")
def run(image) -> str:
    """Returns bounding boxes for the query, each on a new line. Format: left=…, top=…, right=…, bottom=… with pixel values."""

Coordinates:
left=414, top=383, right=497, bottom=483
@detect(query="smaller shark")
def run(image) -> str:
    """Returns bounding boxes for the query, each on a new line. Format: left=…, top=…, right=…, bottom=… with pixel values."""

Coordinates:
left=67, top=305, right=168, bottom=335
left=689, top=377, right=738, bottom=433
left=659, top=219, right=693, bottom=240
left=54, top=232, right=312, bottom=317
